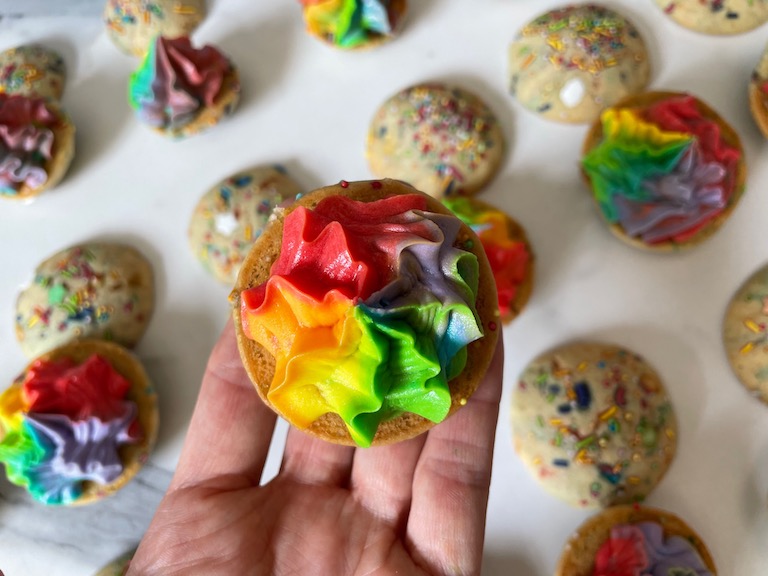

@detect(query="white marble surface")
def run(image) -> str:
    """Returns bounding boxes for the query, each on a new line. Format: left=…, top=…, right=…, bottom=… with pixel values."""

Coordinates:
left=0, top=0, right=767, bottom=574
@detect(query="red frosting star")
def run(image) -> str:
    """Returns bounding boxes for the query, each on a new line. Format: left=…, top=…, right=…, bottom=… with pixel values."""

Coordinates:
left=593, top=525, right=649, bottom=576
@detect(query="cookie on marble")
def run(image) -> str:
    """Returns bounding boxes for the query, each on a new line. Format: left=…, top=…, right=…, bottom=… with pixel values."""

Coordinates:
left=0, top=94, right=76, bottom=201
left=750, top=43, right=768, bottom=138
left=510, top=342, right=677, bottom=508
left=189, top=165, right=303, bottom=284
left=15, top=243, right=154, bottom=359
left=129, top=36, right=240, bottom=139
left=654, top=0, right=767, bottom=35
left=0, top=44, right=66, bottom=102
left=556, top=505, right=717, bottom=575
left=367, top=83, right=505, bottom=198
left=582, top=91, right=746, bottom=251
left=442, top=196, right=533, bottom=324
left=0, top=340, right=158, bottom=506
left=104, top=0, right=207, bottom=57
left=299, top=0, right=407, bottom=50
left=94, top=550, right=135, bottom=576
left=508, top=4, right=651, bottom=124
left=722, top=262, right=768, bottom=405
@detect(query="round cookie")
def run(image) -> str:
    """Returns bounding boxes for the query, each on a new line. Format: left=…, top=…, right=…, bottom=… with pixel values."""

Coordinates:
left=582, top=91, right=746, bottom=252
left=0, top=94, right=76, bottom=201
left=15, top=243, right=154, bottom=359
left=0, top=340, right=158, bottom=506
left=0, top=44, right=66, bottom=102
left=94, top=550, right=135, bottom=576
left=442, top=196, right=534, bottom=324
left=654, top=0, right=767, bottom=35
left=103, top=0, right=207, bottom=57
left=299, top=0, right=407, bottom=50
left=231, top=179, right=500, bottom=447
left=510, top=342, right=677, bottom=508
left=556, top=505, right=717, bottom=575
left=508, top=4, right=651, bottom=124
left=129, top=36, right=240, bottom=139
left=749, top=43, right=768, bottom=138
left=722, top=262, right=768, bottom=405
left=367, top=84, right=505, bottom=198
left=189, top=165, right=303, bottom=285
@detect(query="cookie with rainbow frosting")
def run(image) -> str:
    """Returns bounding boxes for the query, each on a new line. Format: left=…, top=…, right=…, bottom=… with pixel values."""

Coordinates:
left=231, top=179, right=500, bottom=447
left=0, top=340, right=158, bottom=505
left=654, top=0, right=767, bottom=35
left=582, top=91, right=746, bottom=251
left=556, top=505, right=717, bottom=575
left=298, top=0, right=407, bottom=50
left=750, top=43, right=768, bottom=139
left=129, top=36, right=240, bottom=139
left=0, top=44, right=66, bottom=103
left=442, top=196, right=533, bottom=324
left=510, top=342, right=677, bottom=508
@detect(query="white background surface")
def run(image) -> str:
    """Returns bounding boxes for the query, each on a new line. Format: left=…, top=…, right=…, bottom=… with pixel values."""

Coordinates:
left=0, top=0, right=767, bottom=574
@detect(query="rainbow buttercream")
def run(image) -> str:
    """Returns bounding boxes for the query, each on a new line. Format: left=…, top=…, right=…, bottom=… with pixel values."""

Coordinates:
left=240, top=194, right=483, bottom=447
left=129, top=36, right=230, bottom=130
left=300, top=0, right=405, bottom=49
left=0, top=355, right=141, bottom=505
left=583, top=95, right=742, bottom=245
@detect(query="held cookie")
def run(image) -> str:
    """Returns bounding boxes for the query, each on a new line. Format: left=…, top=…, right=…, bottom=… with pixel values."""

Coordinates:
left=0, top=44, right=66, bottom=102
left=299, top=0, right=407, bottom=50
left=508, top=4, right=651, bottom=124
left=510, top=342, right=677, bottom=508
left=188, top=165, right=303, bottom=285
left=0, top=340, right=158, bottom=506
left=556, top=505, right=717, bottom=575
left=15, top=243, right=154, bottom=359
left=231, top=179, right=500, bottom=447
left=0, top=95, right=76, bottom=201
left=367, top=84, right=505, bottom=198
left=582, top=91, right=746, bottom=251
left=104, top=0, right=207, bottom=57
left=723, top=262, right=768, bottom=405
left=442, top=196, right=534, bottom=324
left=129, top=36, right=240, bottom=139
left=654, top=0, right=767, bottom=35
left=749, top=44, right=768, bottom=138
left=94, top=550, right=135, bottom=576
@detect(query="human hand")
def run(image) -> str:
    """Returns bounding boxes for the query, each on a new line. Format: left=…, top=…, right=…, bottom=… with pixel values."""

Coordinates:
left=128, top=319, right=504, bottom=576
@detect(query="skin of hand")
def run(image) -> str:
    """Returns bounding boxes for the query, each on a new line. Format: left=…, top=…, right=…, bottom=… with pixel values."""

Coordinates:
left=127, top=319, right=505, bottom=576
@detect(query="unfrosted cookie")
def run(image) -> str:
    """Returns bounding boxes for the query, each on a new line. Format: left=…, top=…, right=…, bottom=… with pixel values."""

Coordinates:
left=582, top=91, right=746, bottom=251
left=722, top=263, right=768, bottom=405
left=94, top=550, right=135, bottom=576
left=750, top=44, right=768, bottom=138
left=15, top=243, right=154, bottom=359
left=0, top=44, right=66, bottom=102
left=556, top=505, right=717, bottom=575
left=104, top=0, right=207, bottom=57
left=508, top=4, right=650, bottom=124
left=299, top=0, right=407, bottom=49
left=129, top=36, right=240, bottom=139
left=655, top=0, right=767, bottom=35
left=189, top=165, right=303, bottom=284
left=510, top=342, right=677, bottom=508
left=0, top=340, right=158, bottom=506
left=367, top=84, right=505, bottom=198
left=442, top=196, right=533, bottom=324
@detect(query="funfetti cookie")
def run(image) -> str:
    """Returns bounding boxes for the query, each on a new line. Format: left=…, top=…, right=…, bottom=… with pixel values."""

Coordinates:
left=722, top=262, right=768, bottom=405
left=556, top=505, right=717, bottom=575
left=750, top=43, right=768, bottom=138
left=367, top=84, right=506, bottom=198
left=508, top=4, right=651, bottom=124
left=299, top=0, right=407, bottom=50
left=189, top=165, right=303, bottom=285
left=655, top=0, right=767, bottom=35
left=104, top=0, right=207, bottom=57
left=15, top=243, right=154, bottom=359
left=231, top=179, right=500, bottom=448
left=129, top=36, right=240, bottom=139
left=0, top=340, right=158, bottom=506
left=0, top=94, right=76, bottom=201
left=0, top=44, right=66, bottom=102
left=582, top=91, right=746, bottom=252
left=442, top=196, right=534, bottom=324
left=510, top=342, right=677, bottom=508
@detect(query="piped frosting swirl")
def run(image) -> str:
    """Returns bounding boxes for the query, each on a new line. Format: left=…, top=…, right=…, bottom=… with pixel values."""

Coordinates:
left=300, top=0, right=405, bottom=48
